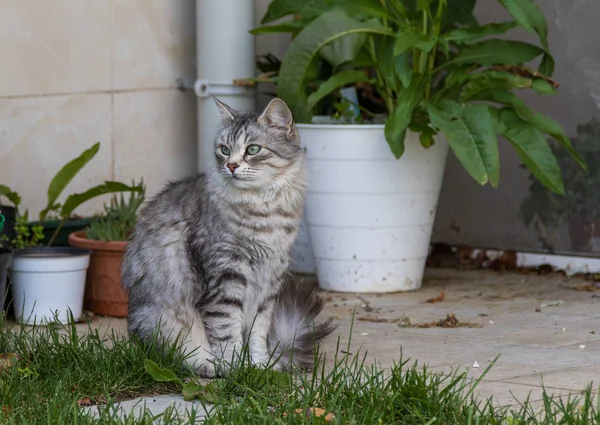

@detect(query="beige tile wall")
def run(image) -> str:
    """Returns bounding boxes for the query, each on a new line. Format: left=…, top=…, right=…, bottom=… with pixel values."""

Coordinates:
left=0, top=0, right=198, bottom=218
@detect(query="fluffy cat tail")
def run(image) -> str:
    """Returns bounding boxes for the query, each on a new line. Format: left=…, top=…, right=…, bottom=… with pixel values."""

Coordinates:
left=267, top=278, right=336, bottom=371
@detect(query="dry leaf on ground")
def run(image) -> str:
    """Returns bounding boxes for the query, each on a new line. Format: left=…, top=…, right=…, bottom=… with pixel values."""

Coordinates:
left=357, top=315, right=392, bottom=323
left=573, top=284, right=600, bottom=292
left=283, top=407, right=335, bottom=421
left=0, top=353, right=19, bottom=373
left=77, top=397, right=93, bottom=407
left=415, top=314, right=481, bottom=329
left=426, top=291, right=445, bottom=303
left=490, top=251, right=517, bottom=271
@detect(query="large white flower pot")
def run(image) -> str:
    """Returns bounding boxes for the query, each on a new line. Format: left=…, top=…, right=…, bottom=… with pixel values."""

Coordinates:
left=298, top=124, right=449, bottom=293
left=289, top=210, right=317, bottom=274
left=11, top=247, right=91, bottom=325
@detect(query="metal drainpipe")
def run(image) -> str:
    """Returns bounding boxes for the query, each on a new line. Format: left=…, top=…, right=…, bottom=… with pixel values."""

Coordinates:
left=195, top=0, right=256, bottom=173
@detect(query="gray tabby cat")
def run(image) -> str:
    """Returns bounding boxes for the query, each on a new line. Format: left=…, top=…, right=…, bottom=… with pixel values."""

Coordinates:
left=122, top=97, right=335, bottom=377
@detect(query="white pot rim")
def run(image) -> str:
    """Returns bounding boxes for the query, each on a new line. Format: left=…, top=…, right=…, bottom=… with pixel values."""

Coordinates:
left=11, top=247, right=91, bottom=273
left=12, top=247, right=92, bottom=259
left=297, top=123, right=385, bottom=130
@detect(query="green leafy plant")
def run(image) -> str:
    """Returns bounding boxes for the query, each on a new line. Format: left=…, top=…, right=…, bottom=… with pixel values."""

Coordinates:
left=520, top=118, right=600, bottom=252
left=85, top=179, right=146, bottom=242
left=252, top=0, right=585, bottom=194
left=0, top=142, right=141, bottom=248
left=143, top=359, right=290, bottom=404
left=9, top=212, right=45, bottom=250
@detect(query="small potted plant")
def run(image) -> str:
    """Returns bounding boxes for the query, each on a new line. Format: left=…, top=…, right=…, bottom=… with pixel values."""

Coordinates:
left=521, top=118, right=600, bottom=254
left=0, top=211, right=11, bottom=315
left=1, top=142, right=141, bottom=324
left=252, top=0, right=585, bottom=293
left=0, top=188, right=19, bottom=314
left=68, top=180, right=146, bottom=317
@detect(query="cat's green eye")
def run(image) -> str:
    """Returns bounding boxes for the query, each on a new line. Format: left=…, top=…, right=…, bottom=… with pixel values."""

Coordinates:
left=220, top=146, right=230, bottom=155
left=246, top=145, right=261, bottom=155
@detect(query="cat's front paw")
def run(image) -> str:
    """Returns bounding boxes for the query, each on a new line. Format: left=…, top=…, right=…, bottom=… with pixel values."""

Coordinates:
left=250, top=352, right=286, bottom=371
left=195, top=362, right=217, bottom=378
left=195, top=360, right=231, bottom=379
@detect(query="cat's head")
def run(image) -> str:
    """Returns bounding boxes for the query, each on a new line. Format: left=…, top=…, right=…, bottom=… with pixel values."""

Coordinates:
left=212, top=98, right=304, bottom=190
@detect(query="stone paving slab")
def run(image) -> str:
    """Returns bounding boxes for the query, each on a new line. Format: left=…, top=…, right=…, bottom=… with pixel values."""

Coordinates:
left=75, top=267, right=600, bottom=417
left=84, top=395, right=210, bottom=423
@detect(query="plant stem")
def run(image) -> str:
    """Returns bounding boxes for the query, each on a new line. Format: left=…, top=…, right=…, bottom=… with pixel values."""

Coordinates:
left=425, top=0, right=446, bottom=100
left=368, top=37, right=394, bottom=114
left=380, top=0, right=387, bottom=28
left=344, top=98, right=379, bottom=118
left=47, top=219, right=65, bottom=247
left=418, top=2, right=429, bottom=73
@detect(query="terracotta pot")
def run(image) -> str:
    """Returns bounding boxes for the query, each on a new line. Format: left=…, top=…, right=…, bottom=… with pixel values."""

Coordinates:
left=68, top=230, right=129, bottom=317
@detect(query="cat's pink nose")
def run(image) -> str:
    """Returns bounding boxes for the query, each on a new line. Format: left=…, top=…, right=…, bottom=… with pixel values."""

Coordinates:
left=227, top=163, right=239, bottom=173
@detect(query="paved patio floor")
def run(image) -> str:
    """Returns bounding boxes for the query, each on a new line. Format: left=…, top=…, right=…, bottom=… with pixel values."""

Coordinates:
left=80, top=267, right=600, bottom=419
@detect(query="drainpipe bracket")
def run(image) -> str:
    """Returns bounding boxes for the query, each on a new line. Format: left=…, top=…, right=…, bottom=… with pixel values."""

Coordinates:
left=194, top=79, right=254, bottom=98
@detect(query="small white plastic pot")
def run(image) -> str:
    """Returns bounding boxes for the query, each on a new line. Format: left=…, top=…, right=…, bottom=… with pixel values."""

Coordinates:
left=298, top=124, right=449, bottom=293
left=10, top=247, right=91, bottom=325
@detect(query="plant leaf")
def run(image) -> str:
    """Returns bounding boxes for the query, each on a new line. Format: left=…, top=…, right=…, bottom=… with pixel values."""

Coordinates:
left=471, top=91, right=586, bottom=170
left=444, top=21, right=517, bottom=44
left=539, top=53, right=555, bottom=77
left=262, top=370, right=292, bottom=388
left=498, top=0, right=549, bottom=50
left=420, top=132, right=435, bottom=149
left=40, top=142, right=101, bottom=221
left=488, top=107, right=506, bottom=134
left=384, top=74, right=426, bottom=158
left=60, top=181, right=141, bottom=220
left=395, top=53, right=413, bottom=88
left=331, top=0, right=396, bottom=21
left=528, top=115, right=586, bottom=170
left=451, top=40, right=544, bottom=67
left=143, top=359, right=183, bottom=386
left=277, top=9, right=393, bottom=121
left=500, top=109, right=563, bottom=194
left=462, top=105, right=500, bottom=187
left=470, top=90, right=534, bottom=121
left=375, top=35, right=412, bottom=89
left=426, top=101, right=499, bottom=186
left=319, top=31, right=368, bottom=68
left=250, top=21, right=305, bottom=35
left=260, top=0, right=327, bottom=24
left=307, top=70, right=373, bottom=110
left=393, top=28, right=420, bottom=56
left=0, top=185, right=21, bottom=208
left=182, top=382, right=204, bottom=401
left=461, top=71, right=534, bottom=101
left=442, top=65, right=472, bottom=92
left=414, top=34, right=436, bottom=53
left=531, top=79, right=556, bottom=95
left=442, top=0, right=477, bottom=27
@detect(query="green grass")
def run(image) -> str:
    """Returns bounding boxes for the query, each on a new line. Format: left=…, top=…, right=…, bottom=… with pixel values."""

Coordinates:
left=1, top=313, right=600, bottom=424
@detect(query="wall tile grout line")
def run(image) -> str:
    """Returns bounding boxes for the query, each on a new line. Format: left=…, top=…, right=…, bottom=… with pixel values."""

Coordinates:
left=0, top=86, right=180, bottom=100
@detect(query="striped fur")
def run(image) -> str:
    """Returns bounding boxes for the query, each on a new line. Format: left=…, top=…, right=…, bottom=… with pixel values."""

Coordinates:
left=122, top=98, right=335, bottom=377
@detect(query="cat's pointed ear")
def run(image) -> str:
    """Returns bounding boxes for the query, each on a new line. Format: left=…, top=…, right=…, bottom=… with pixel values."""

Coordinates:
left=258, top=98, right=296, bottom=139
left=214, top=97, right=237, bottom=122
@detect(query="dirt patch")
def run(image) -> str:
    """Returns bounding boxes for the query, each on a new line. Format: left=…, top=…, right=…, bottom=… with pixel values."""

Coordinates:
left=413, top=314, right=481, bottom=329
left=357, top=315, right=395, bottom=323
left=395, top=314, right=482, bottom=329
left=398, top=313, right=483, bottom=329
left=569, top=283, right=600, bottom=292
